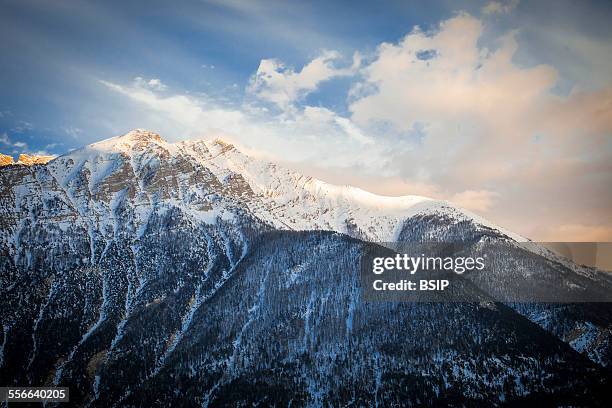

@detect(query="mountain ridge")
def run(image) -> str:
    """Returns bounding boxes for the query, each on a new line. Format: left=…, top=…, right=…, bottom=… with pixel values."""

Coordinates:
left=0, top=153, right=55, bottom=166
left=39, top=128, right=525, bottom=243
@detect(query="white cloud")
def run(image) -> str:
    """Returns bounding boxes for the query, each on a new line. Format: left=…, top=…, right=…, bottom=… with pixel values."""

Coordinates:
left=12, top=121, right=34, bottom=133
left=134, top=76, right=167, bottom=91
left=63, top=126, right=83, bottom=139
left=100, top=79, right=245, bottom=135
left=0, top=132, right=29, bottom=151
left=100, top=77, right=375, bottom=168
left=349, top=13, right=610, bottom=182
left=0, top=132, right=50, bottom=156
left=247, top=50, right=359, bottom=110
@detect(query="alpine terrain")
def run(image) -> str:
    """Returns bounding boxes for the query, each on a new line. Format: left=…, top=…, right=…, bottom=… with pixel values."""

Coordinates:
left=1, top=129, right=611, bottom=406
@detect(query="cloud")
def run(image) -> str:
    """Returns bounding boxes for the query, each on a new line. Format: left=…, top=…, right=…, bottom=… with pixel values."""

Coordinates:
left=11, top=121, right=34, bottom=133
left=0, top=132, right=29, bottom=151
left=100, top=79, right=250, bottom=143
left=349, top=13, right=610, bottom=181
left=482, top=0, right=519, bottom=15
left=100, top=76, right=374, bottom=165
left=134, top=77, right=167, bottom=91
left=247, top=50, right=359, bottom=110
left=63, top=126, right=83, bottom=139
left=350, top=14, right=557, bottom=138
left=0, top=132, right=52, bottom=156
left=450, top=190, right=500, bottom=212
left=298, top=106, right=373, bottom=144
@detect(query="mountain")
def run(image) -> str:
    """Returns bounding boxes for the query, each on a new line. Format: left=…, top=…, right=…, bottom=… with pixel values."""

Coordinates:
left=0, top=153, right=55, bottom=167
left=1, top=129, right=611, bottom=406
left=0, top=153, right=14, bottom=166
left=21, top=129, right=520, bottom=241
left=16, top=153, right=56, bottom=166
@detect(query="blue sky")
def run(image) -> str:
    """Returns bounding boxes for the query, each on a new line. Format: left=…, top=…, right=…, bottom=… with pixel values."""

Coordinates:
left=1, top=0, right=611, bottom=240
left=3, top=0, right=609, bottom=153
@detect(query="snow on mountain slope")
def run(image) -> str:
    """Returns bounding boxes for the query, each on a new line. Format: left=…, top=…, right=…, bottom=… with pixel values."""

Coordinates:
left=181, top=135, right=527, bottom=241
left=201, top=137, right=530, bottom=242
left=35, top=128, right=522, bottom=244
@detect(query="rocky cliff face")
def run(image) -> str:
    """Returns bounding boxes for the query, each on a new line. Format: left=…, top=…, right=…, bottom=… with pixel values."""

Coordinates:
left=1, top=129, right=611, bottom=406
left=16, top=154, right=55, bottom=166
left=0, top=153, right=54, bottom=167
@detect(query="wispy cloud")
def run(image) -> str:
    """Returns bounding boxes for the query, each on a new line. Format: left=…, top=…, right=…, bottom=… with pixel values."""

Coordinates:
left=1, top=132, right=28, bottom=150
left=134, top=77, right=167, bottom=91
left=11, top=121, right=34, bottom=134
left=247, top=50, right=359, bottom=111
left=99, top=75, right=374, bottom=162
left=1, top=131, right=55, bottom=157
left=63, top=126, right=83, bottom=139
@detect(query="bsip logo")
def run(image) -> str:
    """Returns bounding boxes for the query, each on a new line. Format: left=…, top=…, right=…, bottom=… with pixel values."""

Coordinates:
left=370, top=278, right=450, bottom=292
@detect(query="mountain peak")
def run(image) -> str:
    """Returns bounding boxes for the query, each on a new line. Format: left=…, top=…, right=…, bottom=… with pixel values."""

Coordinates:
left=0, top=153, right=14, bottom=166
left=0, top=152, right=55, bottom=166
left=87, top=129, right=166, bottom=153
left=17, top=153, right=55, bottom=165
left=211, top=138, right=234, bottom=148
left=120, top=129, right=164, bottom=143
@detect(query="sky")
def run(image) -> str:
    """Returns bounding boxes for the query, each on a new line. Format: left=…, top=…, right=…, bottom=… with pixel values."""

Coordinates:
left=1, top=0, right=611, bottom=241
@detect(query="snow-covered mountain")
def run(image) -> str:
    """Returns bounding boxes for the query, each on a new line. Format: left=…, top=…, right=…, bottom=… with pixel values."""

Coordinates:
left=1, top=129, right=611, bottom=406
left=7, top=129, right=522, bottom=243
